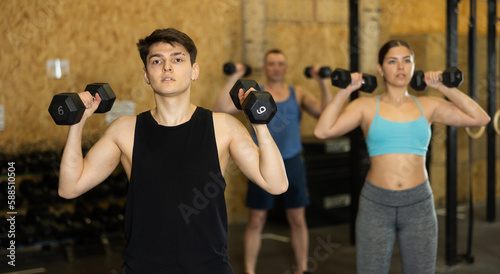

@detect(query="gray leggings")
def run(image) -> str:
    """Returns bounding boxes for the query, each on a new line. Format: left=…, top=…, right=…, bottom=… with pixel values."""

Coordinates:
left=356, top=180, right=437, bottom=274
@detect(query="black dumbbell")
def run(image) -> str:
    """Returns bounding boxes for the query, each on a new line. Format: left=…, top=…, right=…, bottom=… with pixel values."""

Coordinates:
left=223, top=62, right=252, bottom=77
left=15, top=215, right=37, bottom=245
left=20, top=179, right=45, bottom=206
left=304, top=66, right=332, bottom=79
left=73, top=202, right=104, bottom=236
left=229, top=79, right=278, bottom=124
left=111, top=171, right=128, bottom=197
left=59, top=211, right=85, bottom=239
left=48, top=83, right=116, bottom=125
left=330, top=68, right=378, bottom=93
left=26, top=208, right=57, bottom=241
left=106, top=203, right=125, bottom=232
left=410, top=67, right=463, bottom=91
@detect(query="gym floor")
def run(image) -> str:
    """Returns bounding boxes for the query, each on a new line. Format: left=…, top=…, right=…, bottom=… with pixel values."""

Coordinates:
left=1, top=201, right=499, bottom=274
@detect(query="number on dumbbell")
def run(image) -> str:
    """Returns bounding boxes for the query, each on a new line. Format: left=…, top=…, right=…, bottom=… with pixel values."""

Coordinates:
left=257, top=106, right=266, bottom=115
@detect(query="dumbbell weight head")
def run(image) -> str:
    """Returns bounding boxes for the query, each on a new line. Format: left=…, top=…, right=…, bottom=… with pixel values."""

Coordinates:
left=442, top=67, right=463, bottom=88
left=229, top=79, right=278, bottom=124
left=410, top=70, right=426, bottom=91
left=304, top=66, right=312, bottom=78
left=58, top=211, right=85, bottom=238
left=26, top=208, right=57, bottom=241
left=359, top=74, right=378, bottom=93
left=319, top=67, right=332, bottom=78
left=243, top=64, right=252, bottom=77
left=242, top=91, right=278, bottom=124
left=106, top=203, right=125, bottom=232
left=85, top=83, right=116, bottom=113
left=48, top=93, right=86, bottom=125
left=223, top=63, right=236, bottom=75
left=330, top=68, right=351, bottom=88
left=223, top=62, right=252, bottom=77
left=304, top=66, right=332, bottom=79
left=229, top=79, right=261, bottom=110
left=15, top=215, right=37, bottom=245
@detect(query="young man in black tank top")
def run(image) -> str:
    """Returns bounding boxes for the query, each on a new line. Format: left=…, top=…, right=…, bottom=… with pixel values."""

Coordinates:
left=57, top=28, right=288, bottom=274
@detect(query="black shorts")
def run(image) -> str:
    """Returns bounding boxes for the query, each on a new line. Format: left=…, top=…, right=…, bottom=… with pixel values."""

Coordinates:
left=246, top=153, right=310, bottom=210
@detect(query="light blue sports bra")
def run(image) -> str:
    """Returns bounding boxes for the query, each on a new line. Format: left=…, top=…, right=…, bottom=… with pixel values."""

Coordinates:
left=365, top=95, right=431, bottom=157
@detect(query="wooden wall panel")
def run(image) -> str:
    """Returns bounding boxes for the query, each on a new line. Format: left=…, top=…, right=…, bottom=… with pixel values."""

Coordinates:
left=381, top=0, right=500, bottom=37
left=267, top=0, right=314, bottom=22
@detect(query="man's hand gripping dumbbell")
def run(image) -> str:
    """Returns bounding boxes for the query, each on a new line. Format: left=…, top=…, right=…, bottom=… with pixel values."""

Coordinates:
left=229, top=79, right=278, bottom=124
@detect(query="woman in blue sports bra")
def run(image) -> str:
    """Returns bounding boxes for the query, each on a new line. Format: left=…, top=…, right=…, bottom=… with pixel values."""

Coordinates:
left=314, top=40, right=490, bottom=274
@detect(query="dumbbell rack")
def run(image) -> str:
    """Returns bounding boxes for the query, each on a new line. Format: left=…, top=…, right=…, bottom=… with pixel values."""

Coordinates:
left=0, top=147, right=128, bottom=262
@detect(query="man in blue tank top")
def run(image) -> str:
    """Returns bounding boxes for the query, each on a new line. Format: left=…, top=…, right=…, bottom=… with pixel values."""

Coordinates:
left=215, top=49, right=333, bottom=274
left=57, top=28, right=289, bottom=274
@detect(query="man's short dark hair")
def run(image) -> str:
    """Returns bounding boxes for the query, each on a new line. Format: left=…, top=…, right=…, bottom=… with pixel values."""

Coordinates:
left=264, top=49, right=286, bottom=62
left=137, top=28, right=197, bottom=68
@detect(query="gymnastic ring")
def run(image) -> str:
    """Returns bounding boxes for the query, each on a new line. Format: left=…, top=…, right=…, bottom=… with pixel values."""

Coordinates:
left=494, top=109, right=500, bottom=135
left=465, top=125, right=486, bottom=139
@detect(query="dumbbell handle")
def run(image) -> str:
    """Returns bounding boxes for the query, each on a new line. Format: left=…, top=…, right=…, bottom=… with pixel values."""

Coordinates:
left=331, top=69, right=365, bottom=88
left=229, top=79, right=261, bottom=110
left=331, top=69, right=377, bottom=92
left=304, top=66, right=331, bottom=78
left=417, top=70, right=445, bottom=81
left=411, top=68, right=463, bottom=91
left=78, top=91, right=100, bottom=109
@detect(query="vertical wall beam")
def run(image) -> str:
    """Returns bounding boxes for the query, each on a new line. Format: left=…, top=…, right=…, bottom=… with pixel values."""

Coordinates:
left=359, top=0, right=380, bottom=74
left=349, top=0, right=360, bottom=78
left=348, top=0, right=360, bottom=246
left=464, top=0, right=477, bottom=261
left=486, top=0, right=496, bottom=223
left=348, top=0, right=380, bottom=247
left=242, top=0, right=266, bottom=76
left=446, top=0, right=459, bottom=267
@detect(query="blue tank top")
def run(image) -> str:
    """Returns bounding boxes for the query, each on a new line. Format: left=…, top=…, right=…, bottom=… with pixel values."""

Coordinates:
left=253, top=86, right=302, bottom=159
left=366, top=95, right=431, bottom=157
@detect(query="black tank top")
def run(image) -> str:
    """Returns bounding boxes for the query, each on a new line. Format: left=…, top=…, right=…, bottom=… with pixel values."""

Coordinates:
left=122, top=107, right=233, bottom=274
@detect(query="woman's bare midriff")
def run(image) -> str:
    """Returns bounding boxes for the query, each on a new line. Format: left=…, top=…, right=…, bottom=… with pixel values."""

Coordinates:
left=365, top=153, right=428, bottom=190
